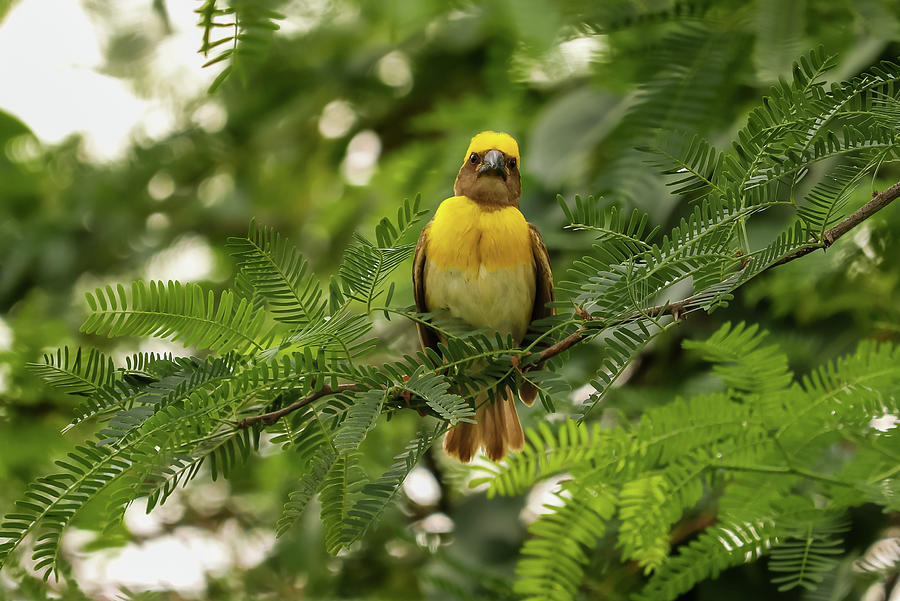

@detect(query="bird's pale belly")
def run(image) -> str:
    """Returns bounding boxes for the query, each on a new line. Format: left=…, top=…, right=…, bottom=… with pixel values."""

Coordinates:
left=423, top=262, right=535, bottom=343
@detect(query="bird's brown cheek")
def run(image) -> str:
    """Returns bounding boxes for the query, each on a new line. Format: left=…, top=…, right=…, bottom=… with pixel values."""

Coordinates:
left=507, top=175, right=521, bottom=200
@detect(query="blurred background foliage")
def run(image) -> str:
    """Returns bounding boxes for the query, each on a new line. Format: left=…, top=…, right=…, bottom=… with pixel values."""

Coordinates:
left=1, top=0, right=900, bottom=599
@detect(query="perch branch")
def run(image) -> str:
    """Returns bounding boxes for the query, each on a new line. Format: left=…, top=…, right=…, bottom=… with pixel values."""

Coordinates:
left=234, top=383, right=359, bottom=429
left=237, top=180, right=900, bottom=427
left=534, top=179, right=900, bottom=365
left=771, top=179, right=900, bottom=266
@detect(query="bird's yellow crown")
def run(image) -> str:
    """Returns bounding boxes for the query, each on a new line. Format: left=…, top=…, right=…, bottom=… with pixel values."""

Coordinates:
left=463, top=131, right=520, bottom=166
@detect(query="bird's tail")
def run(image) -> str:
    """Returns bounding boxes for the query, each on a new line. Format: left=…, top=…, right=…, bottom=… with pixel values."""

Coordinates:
left=443, top=388, right=524, bottom=462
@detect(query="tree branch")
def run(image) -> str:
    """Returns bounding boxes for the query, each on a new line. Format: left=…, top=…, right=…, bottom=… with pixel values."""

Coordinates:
left=237, top=180, right=900, bottom=426
left=772, top=179, right=900, bottom=266
left=234, top=383, right=359, bottom=429
left=533, top=179, right=900, bottom=365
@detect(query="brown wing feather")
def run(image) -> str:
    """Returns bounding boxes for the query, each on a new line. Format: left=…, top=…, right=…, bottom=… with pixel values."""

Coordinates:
left=520, top=223, right=555, bottom=406
left=413, top=221, right=439, bottom=353
left=529, top=223, right=555, bottom=322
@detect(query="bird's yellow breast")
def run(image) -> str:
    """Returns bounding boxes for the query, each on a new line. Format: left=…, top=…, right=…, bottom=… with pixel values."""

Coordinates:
left=423, top=196, right=535, bottom=341
left=425, top=195, right=533, bottom=271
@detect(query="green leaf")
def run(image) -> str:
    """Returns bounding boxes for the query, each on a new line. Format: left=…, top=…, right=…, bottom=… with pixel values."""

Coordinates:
left=683, top=321, right=792, bottom=393
left=332, top=389, right=385, bottom=454
left=25, top=347, right=116, bottom=396
left=80, top=280, right=266, bottom=354
left=227, top=219, right=326, bottom=329
left=768, top=517, right=848, bottom=592
left=338, top=195, right=427, bottom=312
left=635, top=519, right=778, bottom=601
left=402, top=367, right=475, bottom=425
left=340, top=424, right=444, bottom=549
left=514, top=476, right=617, bottom=601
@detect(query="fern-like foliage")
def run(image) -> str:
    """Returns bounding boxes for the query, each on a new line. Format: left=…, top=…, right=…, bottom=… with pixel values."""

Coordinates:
left=472, top=421, right=597, bottom=497
left=484, top=323, right=900, bottom=601
left=616, top=50, right=898, bottom=313
left=3, top=48, right=900, bottom=595
left=81, top=281, right=267, bottom=354
left=515, top=475, right=617, bottom=601
left=275, top=406, right=339, bottom=536
left=634, top=519, right=779, bottom=601
left=556, top=194, right=660, bottom=253
left=544, top=48, right=900, bottom=418
left=768, top=512, right=849, bottom=592
left=0, top=197, right=438, bottom=579
left=337, top=194, right=427, bottom=312
left=227, top=219, right=326, bottom=328
left=682, top=321, right=792, bottom=393
left=338, top=423, right=445, bottom=548
left=401, top=367, right=475, bottom=426
left=25, top=347, right=115, bottom=396
left=195, top=0, right=284, bottom=93
left=332, top=389, right=386, bottom=453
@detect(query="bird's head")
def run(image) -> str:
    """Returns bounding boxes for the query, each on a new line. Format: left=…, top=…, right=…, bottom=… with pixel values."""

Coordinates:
left=453, top=131, right=521, bottom=207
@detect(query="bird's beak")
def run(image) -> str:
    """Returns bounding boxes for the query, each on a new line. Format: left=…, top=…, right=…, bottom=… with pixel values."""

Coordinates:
left=477, top=149, right=507, bottom=180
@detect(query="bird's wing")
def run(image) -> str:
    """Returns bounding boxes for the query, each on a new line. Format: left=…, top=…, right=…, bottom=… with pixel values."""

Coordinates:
left=529, top=223, right=555, bottom=322
left=520, top=223, right=555, bottom=406
left=413, top=221, right=440, bottom=353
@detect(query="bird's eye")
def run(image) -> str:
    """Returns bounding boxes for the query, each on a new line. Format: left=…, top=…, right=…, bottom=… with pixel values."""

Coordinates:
left=469, top=153, right=478, bottom=164
left=508, top=158, right=516, bottom=169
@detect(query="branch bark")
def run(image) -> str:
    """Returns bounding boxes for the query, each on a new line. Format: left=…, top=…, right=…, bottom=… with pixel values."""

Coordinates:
left=234, top=383, right=359, bottom=429
left=771, top=179, right=900, bottom=267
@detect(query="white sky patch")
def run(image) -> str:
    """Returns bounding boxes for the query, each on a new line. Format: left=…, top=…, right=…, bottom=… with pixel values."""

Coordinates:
left=125, top=496, right=186, bottom=538
left=133, top=338, right=188, bottom=362
left=517, top=34, right=607, bottom=86
left=278, top=0, right=333, bottom=35
left=147, top=171, right=176, bottom=201
left=191, top=100, right=228, bottom=134
left=403, top=466, right=441, bottom=506
left=198, top=170, right=235, bottom=207
left=144, top=234, right=215, bottom=283
left=870, top=413, right=899, bottom=432
left=0, top=0, right=215, bottom=162
left=571, top=382, right=597, bottom=405
left=68, top=515, right=274, bottom=598
left=185, top=480, right=231, bottom=518
left=318, top=99, right=356, bottom=139
left=342, top=129, right=381, bottom=186
left=377, top=50, right=413, bottom=94
left=520, top=474, right=572, bottom=525
left=0, top=317, right=12, bottom=351
left=74, top=527, right=226, bottom=598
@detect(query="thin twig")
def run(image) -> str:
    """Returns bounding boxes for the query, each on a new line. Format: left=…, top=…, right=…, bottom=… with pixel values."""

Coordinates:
left=537, top=327, right=589, bottom=362
left=771, top=179, right=900, bottom=266
left=234, top=384, right=359, bottom=429
left=532, top=179, right=900, bottom=365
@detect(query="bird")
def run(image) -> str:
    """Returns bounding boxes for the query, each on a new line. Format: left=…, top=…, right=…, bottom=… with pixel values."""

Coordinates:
left=412, top=131, right=554, bottom=462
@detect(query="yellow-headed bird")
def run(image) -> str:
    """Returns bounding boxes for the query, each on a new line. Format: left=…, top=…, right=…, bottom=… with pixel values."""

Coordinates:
left=413, top=131, right=554, bottom=462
